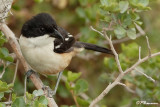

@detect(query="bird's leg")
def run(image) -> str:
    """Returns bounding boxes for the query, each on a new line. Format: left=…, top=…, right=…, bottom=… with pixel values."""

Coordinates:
left=54, top=71, right=63, bottom=94
left=42, top=71, right=63, bottom=97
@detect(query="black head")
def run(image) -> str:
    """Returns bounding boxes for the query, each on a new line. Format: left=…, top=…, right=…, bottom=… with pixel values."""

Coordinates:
left=21, top=13, right=64, bottom=41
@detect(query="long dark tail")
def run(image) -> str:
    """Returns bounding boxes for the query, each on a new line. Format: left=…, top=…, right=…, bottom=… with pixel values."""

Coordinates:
left=74, top=42, right=113, bottom=55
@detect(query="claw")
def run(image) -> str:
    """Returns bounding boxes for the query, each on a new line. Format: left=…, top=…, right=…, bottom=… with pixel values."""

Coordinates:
left=42, top=85, right=55, bottom=98
left=41, top=71, right=63, bottom=97
left=25, top=69, right=37, bottom=82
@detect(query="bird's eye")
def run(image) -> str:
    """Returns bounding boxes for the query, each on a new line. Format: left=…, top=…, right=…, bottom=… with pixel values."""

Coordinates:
left=40, top=27, right=45, bottom=32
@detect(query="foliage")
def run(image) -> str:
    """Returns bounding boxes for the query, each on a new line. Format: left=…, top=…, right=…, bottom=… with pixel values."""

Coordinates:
left=1, top=0, right=160, bottom=107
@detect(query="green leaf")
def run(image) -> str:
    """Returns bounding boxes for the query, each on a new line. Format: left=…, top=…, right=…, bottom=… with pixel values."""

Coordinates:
left=34, top=0, right=43, bottom=3
left=58, top=85, right=70, bottom=98
left=26, top=92, right=34, bottom=100
left=114, top=26, right=126, bottom=39
left=135, top=21, right=143, bottom=25
left=121, top=43, right=138, bottom=58
left=76, top=8, right=86, bottom=18
left=78, top=0, right=88, bottom=6
left=119, top=1, right=129, bottom=13
left=65, top=81, right=72, bottom=90
left=33, top=89, right=44, bottom=97
left=103, top=57, right=109, bottom=67
left=0, top=48, right=13, bottom=62
left=12, top=93, right=17, bottom=102
left=129, top=0, right=150, bottom=10
left=127, top=28, right=136, bottom=39
left=39, top=96, right=48, bottom=105
left=0, top=32, right=6, bottom=47
left=12, top=97, right=26, bottom=107
left=33, top=100, right=39, bottom=107
left=100, top=0, right=109, bottom=6
left=0, top=48, right=9, bottom=57
left=0, top=92, right=4, bottom=100
left=67, top=71, right=81, bottom=82
left=74, top=79, right=88, bottom=95
left=4, top=56, right=14, bottom=62
left=137, top=0, right=149, bottom=7
left=100, top=0, right=120, bottom=12
left=0, top=80, right=9, bottom=92
left=0, top=102, right=5, bottom=107
left=100, top=3, right=119, bottom=12
left=77, top=97, right=90, bottom=106
left=123, top=15, right=132, bottom=27
left=8, top=83, right=14, bottom=89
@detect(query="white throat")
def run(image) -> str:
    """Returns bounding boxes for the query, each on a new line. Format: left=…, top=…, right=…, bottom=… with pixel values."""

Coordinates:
left=19, top=34, right=55, bottom=48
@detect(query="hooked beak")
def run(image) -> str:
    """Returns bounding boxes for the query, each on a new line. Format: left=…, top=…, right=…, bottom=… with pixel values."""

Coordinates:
left=50, top=29, right=64, bottom=42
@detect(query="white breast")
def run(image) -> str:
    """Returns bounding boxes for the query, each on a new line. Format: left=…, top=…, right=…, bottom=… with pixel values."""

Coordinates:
left=19, top=35, right=75, bottom=75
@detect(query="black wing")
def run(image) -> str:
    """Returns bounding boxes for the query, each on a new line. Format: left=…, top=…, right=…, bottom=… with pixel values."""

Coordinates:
left=54, top=27, right=75, bottom=53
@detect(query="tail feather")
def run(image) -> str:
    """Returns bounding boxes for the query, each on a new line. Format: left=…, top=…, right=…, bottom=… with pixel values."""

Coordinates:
left=74, top=42, right=113, bottom=55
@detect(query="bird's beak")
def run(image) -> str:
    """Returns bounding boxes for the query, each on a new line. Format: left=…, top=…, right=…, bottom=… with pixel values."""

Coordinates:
left=50, top=29, right=64, bottom=42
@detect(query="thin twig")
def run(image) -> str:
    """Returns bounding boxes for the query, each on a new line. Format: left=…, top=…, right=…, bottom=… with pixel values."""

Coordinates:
left=117, top=82, right=135, bottom=93
left=70, top=90, right=80, bottom=107
left=134, top=68, right=155, bottom=83
left=124, top=52, right=160, bottom=74
left=12, top=60, right=19, bottom=83
left=139, top=46, right=141, bottom=61
left=90, top=26, right=104, bottom=36
left=146, top=36, right=151, bottom=57
left=91, top=26, right=124, bottom=74
left=3, top=101, right=12, bottom=105
left=0, top=61, right=6, bottom=79
left=8, top=60, right=19, bottom=102
left=24, top=75, right=27, bottom=103
left=135, top=23, right=146, bottom=35
left=104, top=29, right=124, bottom=74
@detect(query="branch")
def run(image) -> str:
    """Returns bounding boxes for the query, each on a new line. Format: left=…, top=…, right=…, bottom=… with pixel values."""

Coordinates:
left=12, top=60, right=19, bottom=83
left=89, top=27, right=160, bottom=107
left=0, top=60, right=6, bottom=79
left=124, top=52, right=160, bottom=74
left=90, top=26, right=123, bottom=74
left=146, top=36, right=151, bottom=57
left=117, top=82, right=135, bottom=93
left=139, top=46, right=141, bottom=61
left=103, top=29, right=123, bottom=74
left=134, top=68, right=155, bottom=83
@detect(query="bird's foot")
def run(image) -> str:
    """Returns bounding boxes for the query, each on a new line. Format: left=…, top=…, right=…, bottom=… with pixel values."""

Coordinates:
left=42, top=85, right=55, bottom=98
left=25, top=69, right=38, bottom=82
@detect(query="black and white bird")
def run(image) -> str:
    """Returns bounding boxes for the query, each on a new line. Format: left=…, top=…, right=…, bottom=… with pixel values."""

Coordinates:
left=19, top=13, right=113, bottom=95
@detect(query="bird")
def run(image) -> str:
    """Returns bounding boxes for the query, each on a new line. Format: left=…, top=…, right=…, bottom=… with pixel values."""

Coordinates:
left=19, top=13, right=113, bottom=96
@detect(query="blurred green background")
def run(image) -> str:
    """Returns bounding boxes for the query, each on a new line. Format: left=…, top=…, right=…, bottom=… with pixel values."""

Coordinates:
left=1, top=0, right=160, bottom=107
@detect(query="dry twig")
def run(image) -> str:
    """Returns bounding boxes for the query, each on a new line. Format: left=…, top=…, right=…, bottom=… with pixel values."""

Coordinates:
left=0, top=61, right=6, bottom=79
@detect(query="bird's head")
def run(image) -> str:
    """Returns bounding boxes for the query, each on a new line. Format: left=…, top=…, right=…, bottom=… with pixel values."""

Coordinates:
left=21, top=13, right=64, bottom=42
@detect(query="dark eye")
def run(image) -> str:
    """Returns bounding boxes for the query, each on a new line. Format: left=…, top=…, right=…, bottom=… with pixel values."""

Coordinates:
left=40, top=27, right=45, bottom=32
